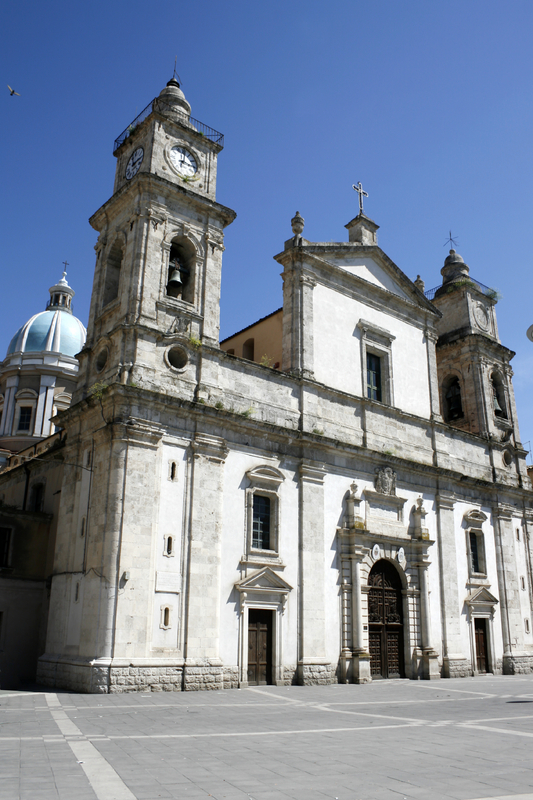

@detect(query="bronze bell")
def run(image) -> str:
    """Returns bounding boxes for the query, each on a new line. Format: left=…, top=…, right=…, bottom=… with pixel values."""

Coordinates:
left=167, top=264, right=183, bottom=289
left=493, top=391, right=503, bottom=414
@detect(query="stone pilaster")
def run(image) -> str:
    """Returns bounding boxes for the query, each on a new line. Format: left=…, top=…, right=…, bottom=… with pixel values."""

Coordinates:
left=182, top=433, right=228, bottom=691
left=281, top=261, right=316, bottom=378
left=350, top=549, right=371, bottom=683
left=414, top=550, right=440, bottom=679
left=435, top=492, right=469, bottom=678
left=492, top=503, right=529, bottom=674
left=298, top=461, right=332, bottom=685
left=424, top=328, right=442, bottom=421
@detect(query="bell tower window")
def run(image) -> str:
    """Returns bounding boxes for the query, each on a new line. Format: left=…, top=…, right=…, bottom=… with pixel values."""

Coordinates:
left=103, top=240, right=123, bottom=307
left=491, top=373, right=507, bottom=419
left=166, top=237, right=195, bottom=304
left=444, top=377, right=464, bottom=421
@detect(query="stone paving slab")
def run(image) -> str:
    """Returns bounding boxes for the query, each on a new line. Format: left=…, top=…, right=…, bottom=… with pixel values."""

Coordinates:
left=2, top=676, right=533, bottom=799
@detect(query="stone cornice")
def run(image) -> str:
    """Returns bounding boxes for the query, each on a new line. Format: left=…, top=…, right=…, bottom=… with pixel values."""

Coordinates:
left=89, top=172, right=236, bottom=232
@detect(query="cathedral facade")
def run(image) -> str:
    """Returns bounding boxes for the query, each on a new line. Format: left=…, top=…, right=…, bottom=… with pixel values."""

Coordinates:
left=2, top=78, right=533, bottom=692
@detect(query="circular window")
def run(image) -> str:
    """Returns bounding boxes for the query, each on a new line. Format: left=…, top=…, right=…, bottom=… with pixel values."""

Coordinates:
left=503, top=449, right=513, bottom=467
left=167, top=346, right=188, bottom=370
left=95, top=347, right=109, bottom=373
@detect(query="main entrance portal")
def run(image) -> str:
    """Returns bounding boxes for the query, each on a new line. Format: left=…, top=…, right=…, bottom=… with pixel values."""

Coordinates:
left=368, top=560, right=404, bottom=679
left=247, top=609, right=273, bottom=685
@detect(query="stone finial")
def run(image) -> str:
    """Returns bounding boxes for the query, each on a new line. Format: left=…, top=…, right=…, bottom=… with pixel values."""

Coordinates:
left=291, top=211, right=305, bottom=236
left=157, top=77, right=191, bottom=117
left=414, top=275, right=425, bottom=292
left=441, top=249, right=469, bottom=285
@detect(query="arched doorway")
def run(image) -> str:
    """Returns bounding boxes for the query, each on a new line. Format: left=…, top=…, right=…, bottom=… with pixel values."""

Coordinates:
left=368, top=560, right=404, bottom=679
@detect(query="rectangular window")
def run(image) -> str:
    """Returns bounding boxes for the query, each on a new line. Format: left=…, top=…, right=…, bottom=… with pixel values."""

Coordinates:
left=469, top=531, right=480, bottom=573
left=18, top=407, right=32, bottom=432
left=366, top=353, right=382, bottom=402
left=252, top=495, right=271, bottom=550
left=0, top=528, right=11, bottom=568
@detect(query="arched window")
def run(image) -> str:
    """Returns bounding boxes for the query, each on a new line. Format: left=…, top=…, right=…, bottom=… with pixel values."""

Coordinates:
left=103, top=240, right=123, bottom=306
left=444, top=377, right=464, bottom=421
left=491, top=373, right=507, bottom=419
left=166, top=237, right=196, bottom=303
left=242, top=338, right=255, bottom=361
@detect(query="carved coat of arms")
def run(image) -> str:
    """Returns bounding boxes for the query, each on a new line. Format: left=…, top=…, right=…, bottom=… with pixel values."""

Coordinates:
left=375, top=467, right=396, bottom=495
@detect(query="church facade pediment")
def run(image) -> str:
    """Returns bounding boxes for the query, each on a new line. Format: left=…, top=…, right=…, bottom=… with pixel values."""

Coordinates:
left=235, top=567, right=293, bottom=595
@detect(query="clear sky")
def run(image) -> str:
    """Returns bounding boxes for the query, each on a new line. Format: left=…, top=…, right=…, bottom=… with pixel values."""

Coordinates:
left=2, top=0, right=533, bottom=455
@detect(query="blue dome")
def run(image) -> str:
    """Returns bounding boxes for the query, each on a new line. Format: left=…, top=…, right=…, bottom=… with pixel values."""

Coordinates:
left=6, top=309, right=86, bottom=358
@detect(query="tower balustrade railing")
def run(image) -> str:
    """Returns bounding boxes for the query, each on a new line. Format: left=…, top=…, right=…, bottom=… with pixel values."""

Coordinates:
left=113, top=97, right=224, bottom=152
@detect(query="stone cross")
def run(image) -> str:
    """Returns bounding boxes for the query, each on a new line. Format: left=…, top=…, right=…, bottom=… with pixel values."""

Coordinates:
left=352, top=182, right=368, bottom=214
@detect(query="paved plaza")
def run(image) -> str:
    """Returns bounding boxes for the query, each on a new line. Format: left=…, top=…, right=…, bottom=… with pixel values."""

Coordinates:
left=2, top=675, right=533, bottom=800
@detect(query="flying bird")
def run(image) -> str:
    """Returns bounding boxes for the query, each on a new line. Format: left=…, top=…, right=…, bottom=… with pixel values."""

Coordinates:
left=7, top=85, right=20, bottom=96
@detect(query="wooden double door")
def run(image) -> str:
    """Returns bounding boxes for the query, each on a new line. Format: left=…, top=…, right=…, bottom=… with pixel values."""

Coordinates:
left=368, top=560, right=404, bottom=679
left=248, top=609, right=273, bottom=685
left=474, top=618, right=489, bottom=673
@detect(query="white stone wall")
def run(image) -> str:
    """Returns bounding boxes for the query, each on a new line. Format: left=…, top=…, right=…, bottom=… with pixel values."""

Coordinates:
left=311, top=283, right=431, bottom=417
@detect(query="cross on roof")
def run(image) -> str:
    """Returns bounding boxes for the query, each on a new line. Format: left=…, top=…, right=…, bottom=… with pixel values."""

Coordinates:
left=62, top=260, right=69, bottom=270
left=352, top=182, right=368, bottom=214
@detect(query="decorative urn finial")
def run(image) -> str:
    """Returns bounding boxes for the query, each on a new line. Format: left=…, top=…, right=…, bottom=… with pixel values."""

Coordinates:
left=291, top=211, right=305, bottom=236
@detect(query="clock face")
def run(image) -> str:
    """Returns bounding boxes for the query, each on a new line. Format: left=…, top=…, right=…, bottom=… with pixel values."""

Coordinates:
left=170, top=146, right=198, bottom=177
left=125, top=147, right=144, bottom=180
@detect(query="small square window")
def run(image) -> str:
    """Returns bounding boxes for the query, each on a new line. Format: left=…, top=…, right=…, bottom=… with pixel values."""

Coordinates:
left=252, top=495, right=271, bottom=550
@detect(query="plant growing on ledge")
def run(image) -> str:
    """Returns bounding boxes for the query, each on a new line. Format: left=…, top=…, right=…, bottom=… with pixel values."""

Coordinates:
left=189, top=335, right=202, bottom=350
left=240, top=407, right=255, bottom=418
left=260, top=354, right=275, bottom=368
left=486, top=287, right=502, bottom=301
left=88, top=382, right=109, bottom=425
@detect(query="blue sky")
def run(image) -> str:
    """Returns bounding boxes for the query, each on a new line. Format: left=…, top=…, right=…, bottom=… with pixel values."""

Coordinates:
left=2, top=0, right=533, bottom=453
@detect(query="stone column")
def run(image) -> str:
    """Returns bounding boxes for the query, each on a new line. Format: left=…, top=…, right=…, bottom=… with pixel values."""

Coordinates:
left=298, top=461, right=331, bottom=685
left=182, top=433, right=228, bottom=691
left=350, top=549, right=371, bottom=683
left=435, top=492, right=469, bottom=677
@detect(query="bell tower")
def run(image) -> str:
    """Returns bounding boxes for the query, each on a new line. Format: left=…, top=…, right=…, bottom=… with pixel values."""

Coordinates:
left=431, top=249, right=527, bottom=482
left=75, top=78, right=236, bottom=401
